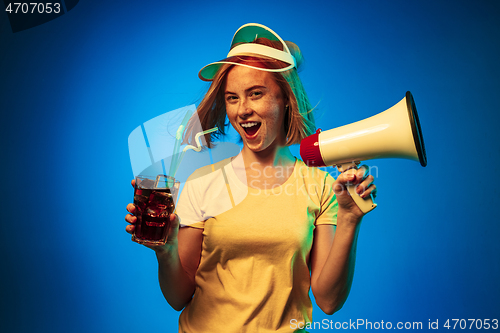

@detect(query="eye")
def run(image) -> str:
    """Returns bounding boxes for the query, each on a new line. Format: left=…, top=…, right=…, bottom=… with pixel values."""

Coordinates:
left=250, top=91, right=262, bottom=99
left=226, top=95, right=238, bottom=103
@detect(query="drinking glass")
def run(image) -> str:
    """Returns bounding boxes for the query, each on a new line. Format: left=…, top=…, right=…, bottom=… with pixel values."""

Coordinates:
left=132, top=175, right=180, bottom=246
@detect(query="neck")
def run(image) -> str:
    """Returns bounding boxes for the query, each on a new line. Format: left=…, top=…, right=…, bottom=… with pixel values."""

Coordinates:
left=240, top=144, right=295, bottom=168
left=232, top=145, right=296, bottom=190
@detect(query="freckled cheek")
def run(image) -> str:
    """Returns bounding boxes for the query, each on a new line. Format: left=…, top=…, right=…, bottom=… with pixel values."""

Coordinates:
left=268, top=104, right=284, bottom=126
left=225, top=107, right=238, bottom=127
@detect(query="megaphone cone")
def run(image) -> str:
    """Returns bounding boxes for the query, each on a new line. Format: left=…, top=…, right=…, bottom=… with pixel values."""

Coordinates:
left=300, top=91, right=427, bottom=213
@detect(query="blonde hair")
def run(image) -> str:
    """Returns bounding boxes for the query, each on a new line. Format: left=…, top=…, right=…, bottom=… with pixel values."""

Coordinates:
left=183, top=38, right=316, bottom=148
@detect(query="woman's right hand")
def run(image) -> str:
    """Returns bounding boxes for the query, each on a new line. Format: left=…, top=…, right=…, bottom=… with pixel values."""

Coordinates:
left=125, top=179, right=181, bottom=252
left=125, top=179, right=139, bottom=235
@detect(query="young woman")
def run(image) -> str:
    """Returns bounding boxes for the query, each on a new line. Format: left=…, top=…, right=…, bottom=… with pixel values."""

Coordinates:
left=125, top=23, right=376, bottom=332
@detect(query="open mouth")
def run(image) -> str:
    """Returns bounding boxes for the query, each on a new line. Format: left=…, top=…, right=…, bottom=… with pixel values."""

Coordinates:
left=241, top=122, right=261, bottom=137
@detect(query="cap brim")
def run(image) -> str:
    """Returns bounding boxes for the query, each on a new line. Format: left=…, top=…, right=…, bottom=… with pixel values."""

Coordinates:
left=199, top=55, right=295, bottom=81
left=198, top=23, right=294, bottom=81
left=232, top=23, right=283, bottom=45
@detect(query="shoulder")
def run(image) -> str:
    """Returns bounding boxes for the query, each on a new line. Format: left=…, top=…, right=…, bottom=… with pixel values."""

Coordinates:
left=295, top=159, right=335, bottom=183
left=293, top=159, right=337, bottom=201
left=186, top=157, right=233, bottom=182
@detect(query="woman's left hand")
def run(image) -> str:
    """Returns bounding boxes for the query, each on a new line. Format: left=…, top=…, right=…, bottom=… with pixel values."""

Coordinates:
left=332, top=165, right=377, bottom=220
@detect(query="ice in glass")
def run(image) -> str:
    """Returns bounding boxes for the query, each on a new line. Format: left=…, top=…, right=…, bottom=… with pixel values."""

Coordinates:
left=132, top=175, right=179, bottom=246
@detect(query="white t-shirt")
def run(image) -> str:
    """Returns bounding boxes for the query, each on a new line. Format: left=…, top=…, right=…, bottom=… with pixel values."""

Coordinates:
left=176, top=157, right=248, bottom=227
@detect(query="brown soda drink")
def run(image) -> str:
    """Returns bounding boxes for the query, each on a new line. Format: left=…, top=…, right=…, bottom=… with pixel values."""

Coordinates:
left=132, top=175, right=179, bottom=246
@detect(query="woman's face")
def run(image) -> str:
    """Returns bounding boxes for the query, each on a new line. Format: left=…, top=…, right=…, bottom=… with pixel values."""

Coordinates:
left=224, top=66, right=287, bottom=154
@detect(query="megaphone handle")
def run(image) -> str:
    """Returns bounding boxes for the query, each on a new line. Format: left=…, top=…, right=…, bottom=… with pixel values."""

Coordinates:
left=346, top=184, right=377, bottom=214
left=338, top=162, right=377, bottom=214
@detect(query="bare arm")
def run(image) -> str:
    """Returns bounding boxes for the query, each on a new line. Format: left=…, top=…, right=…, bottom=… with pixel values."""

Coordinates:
left=310, top=213, right=361, bottom=315
left=310, top=166, right=375, bottom=315
left=126, top=210, right=203, bottom=310
left=155, top=222, right=203, bottom=311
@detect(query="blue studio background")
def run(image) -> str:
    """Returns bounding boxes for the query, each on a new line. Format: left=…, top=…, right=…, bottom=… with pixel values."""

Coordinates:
left=1, top=1, right=499, bottom=332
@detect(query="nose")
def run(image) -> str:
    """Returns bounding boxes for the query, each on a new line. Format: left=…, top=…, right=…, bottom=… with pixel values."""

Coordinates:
left=237, top=99, right=253, bottom=118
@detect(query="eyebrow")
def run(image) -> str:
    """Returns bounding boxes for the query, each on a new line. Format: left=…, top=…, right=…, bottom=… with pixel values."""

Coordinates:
left=225, top=85, right=267, bottom=95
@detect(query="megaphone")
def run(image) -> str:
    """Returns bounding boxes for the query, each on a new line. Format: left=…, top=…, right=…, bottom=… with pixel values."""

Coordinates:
left=300, top=91, right=427, bottom=213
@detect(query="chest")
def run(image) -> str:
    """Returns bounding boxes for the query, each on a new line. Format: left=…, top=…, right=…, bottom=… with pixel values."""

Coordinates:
left=201, top=189, right=319, bottom=263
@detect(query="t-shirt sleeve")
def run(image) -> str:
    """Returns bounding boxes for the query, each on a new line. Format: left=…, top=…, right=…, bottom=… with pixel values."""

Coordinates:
left=314, top=173, right=338, bottom=226
left=175, top=176, right=205, bottom=229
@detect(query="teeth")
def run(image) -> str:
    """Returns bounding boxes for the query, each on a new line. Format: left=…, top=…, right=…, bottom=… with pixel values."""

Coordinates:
left=241, top=122, right=259, bottom=128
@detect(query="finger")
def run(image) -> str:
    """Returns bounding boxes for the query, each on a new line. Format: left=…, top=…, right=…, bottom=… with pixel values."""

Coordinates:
left=166, top=213, right=180, bottom=242
left=339, top=164, right=368, bottom=185
left=360, top=184, right=377, bottom=199
left=340, top=168, right=358, bottom=184
left=170, top=212, right=180, bottom=226
left=355, top=165, right=370, bottom=182
left=333, top=173, right=356, bottom=197
left=126, top=203, right=136, bottom=214
left=125, top=224, right=135, bottom=234
left=125, top=213, right=137, bottom=224
left=355, top=174, right=374, bottom=195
